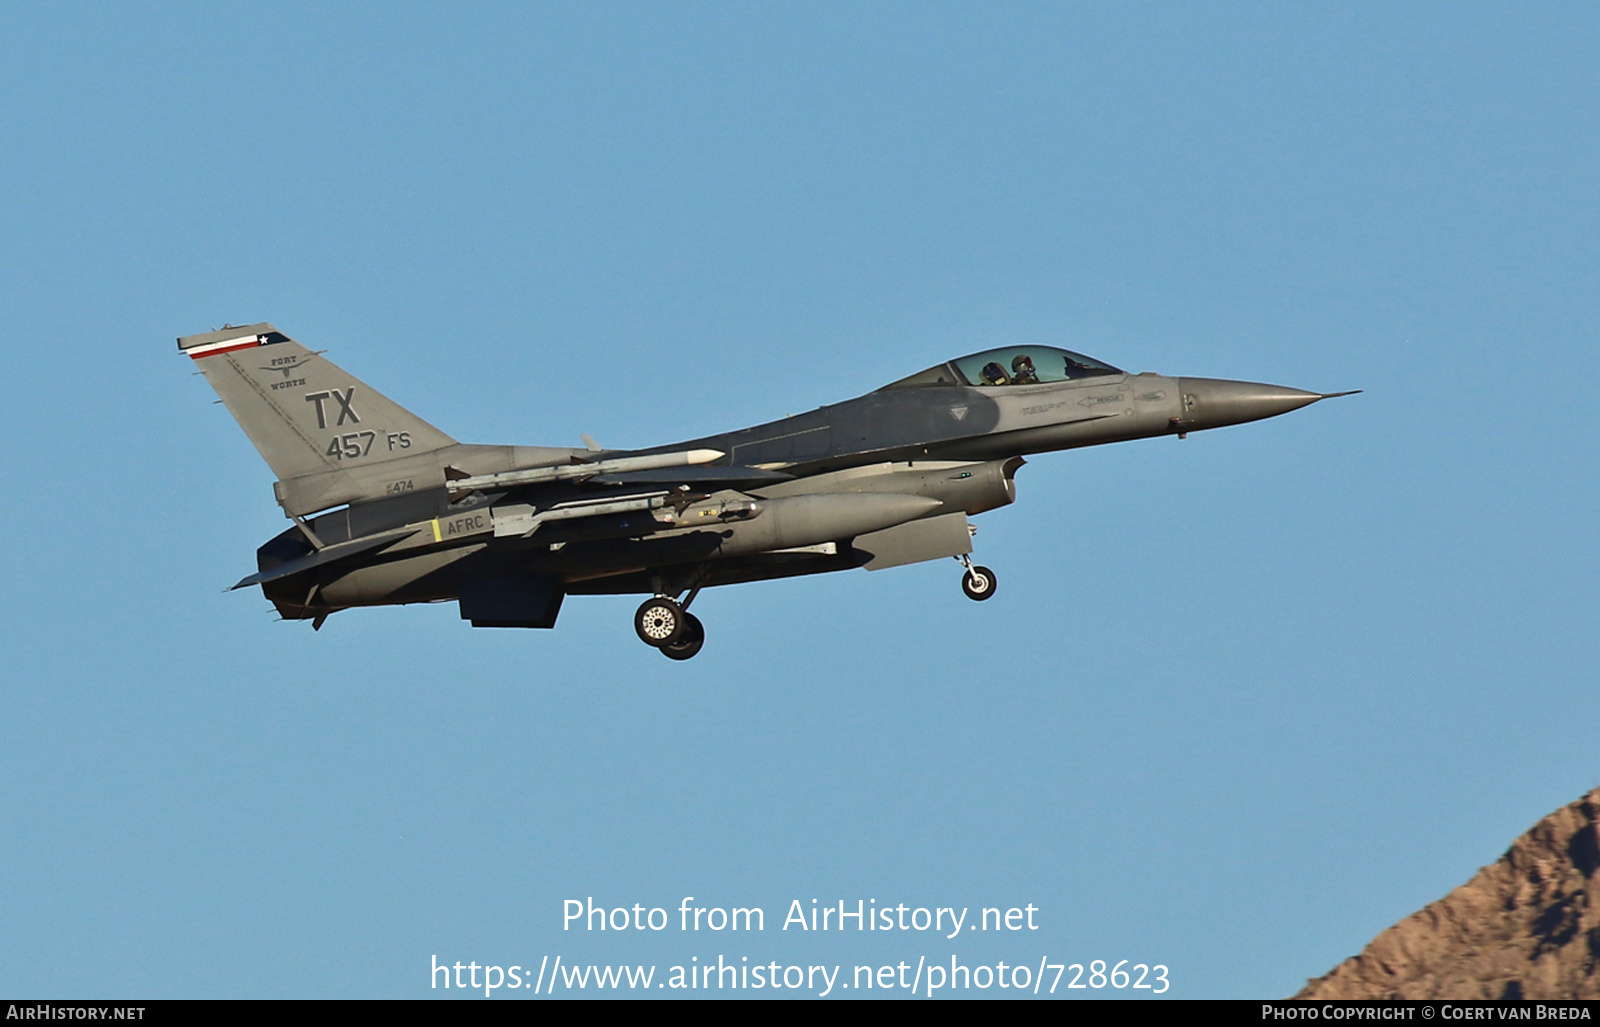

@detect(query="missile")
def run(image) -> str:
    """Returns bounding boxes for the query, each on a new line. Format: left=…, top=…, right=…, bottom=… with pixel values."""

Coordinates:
left=448, top=448, right=725, bottom=493
left=493, top=491, right=675, bottom=538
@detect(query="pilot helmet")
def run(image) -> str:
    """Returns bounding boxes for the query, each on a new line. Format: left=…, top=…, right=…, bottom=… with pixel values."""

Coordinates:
left=1011, top=354, right=1036, bottom=378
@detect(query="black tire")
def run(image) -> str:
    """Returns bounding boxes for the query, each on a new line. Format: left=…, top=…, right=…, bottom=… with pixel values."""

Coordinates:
left=961, top=565, right=998, bottom=601
left=660, top=613, right=705, bottom=661
left=634, top=597, right=684, bottom=647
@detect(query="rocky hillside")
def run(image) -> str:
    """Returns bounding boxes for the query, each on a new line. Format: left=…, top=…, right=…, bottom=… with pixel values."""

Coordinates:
left=1297, top=788, right=1600, bottom=1000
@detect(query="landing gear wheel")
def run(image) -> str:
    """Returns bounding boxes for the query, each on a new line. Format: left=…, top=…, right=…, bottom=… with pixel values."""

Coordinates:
left=635, top=597, right=685, bottom=647
left=961, top=565, right=998, bottom=601
left=660, top=613, right=705, bottom=661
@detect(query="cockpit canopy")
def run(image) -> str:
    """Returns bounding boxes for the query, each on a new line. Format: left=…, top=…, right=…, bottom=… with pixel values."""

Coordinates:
left=880, top=345, right=1123, bottom=390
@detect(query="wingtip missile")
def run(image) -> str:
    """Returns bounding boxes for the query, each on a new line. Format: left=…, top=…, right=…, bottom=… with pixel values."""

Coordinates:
left=448, top=448, right=727, bottom=494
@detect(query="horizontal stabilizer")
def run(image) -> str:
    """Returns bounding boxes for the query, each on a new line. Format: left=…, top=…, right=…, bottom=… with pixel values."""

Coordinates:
left=231, top=526, right=418, bottom=590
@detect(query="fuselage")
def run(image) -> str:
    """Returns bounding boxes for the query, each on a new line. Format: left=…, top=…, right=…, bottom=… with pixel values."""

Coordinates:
left=666, top=370, right=1188, bottom=474
left=255, top=345, right=1330, bottom=617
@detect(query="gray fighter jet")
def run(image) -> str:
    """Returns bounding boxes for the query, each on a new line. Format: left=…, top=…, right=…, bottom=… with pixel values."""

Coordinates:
left=180, top=324, right=1355, bottom=659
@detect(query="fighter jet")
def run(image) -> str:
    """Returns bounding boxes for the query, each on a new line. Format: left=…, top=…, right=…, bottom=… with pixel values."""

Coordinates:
left=179, top=324, right=1355, bottom=659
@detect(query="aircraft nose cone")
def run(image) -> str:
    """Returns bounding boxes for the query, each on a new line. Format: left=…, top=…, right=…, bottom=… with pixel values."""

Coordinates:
left=1176, top=378, right=1325, bottom=431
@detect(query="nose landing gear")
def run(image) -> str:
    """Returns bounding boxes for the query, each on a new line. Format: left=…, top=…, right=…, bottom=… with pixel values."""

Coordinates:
left=957, top=554, right=997, bottom=601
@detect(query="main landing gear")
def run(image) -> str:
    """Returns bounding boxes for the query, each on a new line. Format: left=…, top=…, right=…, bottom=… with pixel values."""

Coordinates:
left=635, top=551, right=999, bottom=659
left=957, top=554, right=997, bottom=601
left=634, top=591, right=707, bottom=661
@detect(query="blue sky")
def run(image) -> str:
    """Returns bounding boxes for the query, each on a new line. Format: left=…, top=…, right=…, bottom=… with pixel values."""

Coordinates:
left=2, top=2, right=1596, bottom=998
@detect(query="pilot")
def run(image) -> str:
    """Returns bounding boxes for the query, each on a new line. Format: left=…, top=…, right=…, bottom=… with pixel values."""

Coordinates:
left=980, top=361, right=1011, bottom=385
left=1011, top=354, right=1040, bottom=384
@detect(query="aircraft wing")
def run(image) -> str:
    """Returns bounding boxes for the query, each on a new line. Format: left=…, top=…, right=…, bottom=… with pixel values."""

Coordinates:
left=230, top=526, right=419, bottom=590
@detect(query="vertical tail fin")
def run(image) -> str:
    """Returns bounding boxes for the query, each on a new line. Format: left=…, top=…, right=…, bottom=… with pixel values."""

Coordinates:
left=179, top=323, right=457, bottom=513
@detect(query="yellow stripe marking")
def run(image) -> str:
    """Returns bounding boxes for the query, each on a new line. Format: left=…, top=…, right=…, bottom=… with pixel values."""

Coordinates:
left=431, top=518, right=441, bottom=542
